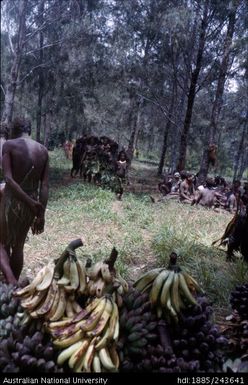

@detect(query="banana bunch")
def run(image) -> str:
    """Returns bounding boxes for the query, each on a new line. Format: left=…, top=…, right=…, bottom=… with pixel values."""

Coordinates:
left=134, top=268, right=203, bottom=322
left=86, top=261, right=129, bottom=305
left=14, top=261, right=83, bottom=321
left=48, top=295, right=120, bottom=372
left=57, top=256, right=87, bottom=295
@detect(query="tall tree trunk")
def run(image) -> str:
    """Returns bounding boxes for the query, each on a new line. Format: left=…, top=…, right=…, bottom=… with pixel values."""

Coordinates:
left=233, top=120, right=247, bottom=181
left=127, top=92, right=141, bottom=162
left=157, top=91, right=175, bottom=176
left=238, top=149, right=248, bottom=180
left=44, top=113, right=51, bottom=149
left=36, top=0, right=45, bottom=143
left=147, top=124, right=154, bottom=155
left=198, top=0, right=239, bottom=184
left=177, top=0, right=209, bottom=171
left=1, top=0, right=27, bottom=126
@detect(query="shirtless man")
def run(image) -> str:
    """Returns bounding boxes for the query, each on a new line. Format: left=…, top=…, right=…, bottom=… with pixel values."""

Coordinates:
left=179, top=173, right=195, bottom=203
left=0, top=117, right=49, bottom=284
left=192, top=178, right=222, bottom=208
left=0, top=123, right=8, bottom=201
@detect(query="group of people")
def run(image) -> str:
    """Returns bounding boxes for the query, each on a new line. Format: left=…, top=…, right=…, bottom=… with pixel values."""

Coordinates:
left=70, top=135, right=130, bottom=199
left=158, top=170, right=248, bottom=213
left=0, top=118, right=49, bottom=285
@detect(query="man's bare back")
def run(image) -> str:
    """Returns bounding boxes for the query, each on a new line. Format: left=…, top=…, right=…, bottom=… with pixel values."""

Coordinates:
left=0, top=118, right=49, bottom=283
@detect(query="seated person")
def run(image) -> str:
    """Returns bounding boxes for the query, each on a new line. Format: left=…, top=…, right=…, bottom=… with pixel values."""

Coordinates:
left=179, top=172, right=195, bottom=203
left=171, top=172, right=181, bottom=193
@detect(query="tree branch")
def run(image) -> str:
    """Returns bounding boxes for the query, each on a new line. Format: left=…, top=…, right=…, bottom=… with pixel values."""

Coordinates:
left=1, top=84, right=6, bottom=96
left=25, top=39, right=64, bottom=56
left=17, top=63, right=49, bottom=85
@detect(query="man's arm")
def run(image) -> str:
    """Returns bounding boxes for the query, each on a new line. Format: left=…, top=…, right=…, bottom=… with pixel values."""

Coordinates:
left=32, top=154, right=49, bottom=235
left=39, top=154, right=49, bottom=211
left=2, top=143, right=42, bottom=214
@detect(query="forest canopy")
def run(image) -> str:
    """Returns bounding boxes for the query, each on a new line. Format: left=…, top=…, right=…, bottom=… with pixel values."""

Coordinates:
left=1, top=0, right=247, bottom=179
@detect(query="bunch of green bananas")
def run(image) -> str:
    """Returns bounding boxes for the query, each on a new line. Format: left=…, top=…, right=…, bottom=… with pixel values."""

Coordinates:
left=14, top=258, right=85, bottom=321
left=134, top=268, right=203, bottom=322
left=48, top=295, right=119, bottom=372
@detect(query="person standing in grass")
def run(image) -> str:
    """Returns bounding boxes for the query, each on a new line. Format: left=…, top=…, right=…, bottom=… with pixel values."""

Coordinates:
left=0, top=117, right=49, bottom=284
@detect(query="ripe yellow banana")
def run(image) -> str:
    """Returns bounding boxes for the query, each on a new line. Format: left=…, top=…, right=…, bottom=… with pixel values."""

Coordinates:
left=95, top=301, right=118, bottom=350
left=57, top=340, right=84, bottom=366
left=65, top=258, right=79, bottom=292
left=21, top=289, right=47, bottom=311
left=92, top=352, right=101, bottom=372
left=150, top=269, right=171, bottom=305
left=82, top=337, right=97, bottom=372
left=80, top=298, right=107, bottom=332
left=45, top=285, right=61, bottom=320
left=100, top=263, right=112, bottom=283
left=68, top=339, right=90, bottom=370
left=72, top=297, right=101, bottom=323
left=36, top=264, right=54, bottom=291
left=98, top=347, right=116, bottom=371
left=178, top=272, right=197, bottom=305
left=134, top=268, right=164, bottom=292
left=113, top=318, right=119, bottom=341
left=34, top=279, right=57, bottom=316
left=87, top=298, right=113, bottom=337
left=65, top=299, right=75, bottom=318
left=49, top=287, right=67, bottom=321
left=159, top=271, right=175, bottom=307
left=14, top=266, right=47, bottom=297
left=53, top=329, right=84, bottom=348
left=57, top=258, right=71, bottom=286
left=76, top=260, right=87, bottom=295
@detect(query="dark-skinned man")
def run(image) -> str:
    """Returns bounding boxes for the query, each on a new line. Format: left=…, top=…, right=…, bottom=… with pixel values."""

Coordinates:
left=0, top=117, right=49, bottom=284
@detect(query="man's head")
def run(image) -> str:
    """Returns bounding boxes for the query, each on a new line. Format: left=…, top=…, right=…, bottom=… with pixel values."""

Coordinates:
left=206, top=177, right=215, bottom=189
left=174, top=172, right=180, bottom=180
left=11, top=117, right=31, bottom=138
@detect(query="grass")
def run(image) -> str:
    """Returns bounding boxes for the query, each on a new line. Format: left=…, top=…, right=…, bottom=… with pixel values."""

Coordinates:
left=22, top=148, right=248, bottom=314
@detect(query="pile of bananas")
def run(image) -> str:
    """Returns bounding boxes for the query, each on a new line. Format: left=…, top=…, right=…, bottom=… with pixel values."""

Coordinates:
left=118, top=288, right=161, bottom=371
left=171, top=295, right=227, bottom=372
left=14, top=258, right=85, bottom=321
left=221, top=283, right=248, bottom=366
left=0, top=282, right=25, bottom=338
left=48, top=295, right=119, bottom=372
left=86, top=260, right=128, bottom=306
left=230, top=283, right=248, bottom=320
left=134, top=255, right=203, bottom=322
left=0, top=319, right=63, bottom=373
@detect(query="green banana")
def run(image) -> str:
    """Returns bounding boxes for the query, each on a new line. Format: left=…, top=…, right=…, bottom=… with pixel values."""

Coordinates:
left=178, top=272, right=197, bottom=305
left=150, top=270, right=171, bottom=305
left=134, top=268, right=164, bottom=292
left=159, top=271, right=175, bottom=307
